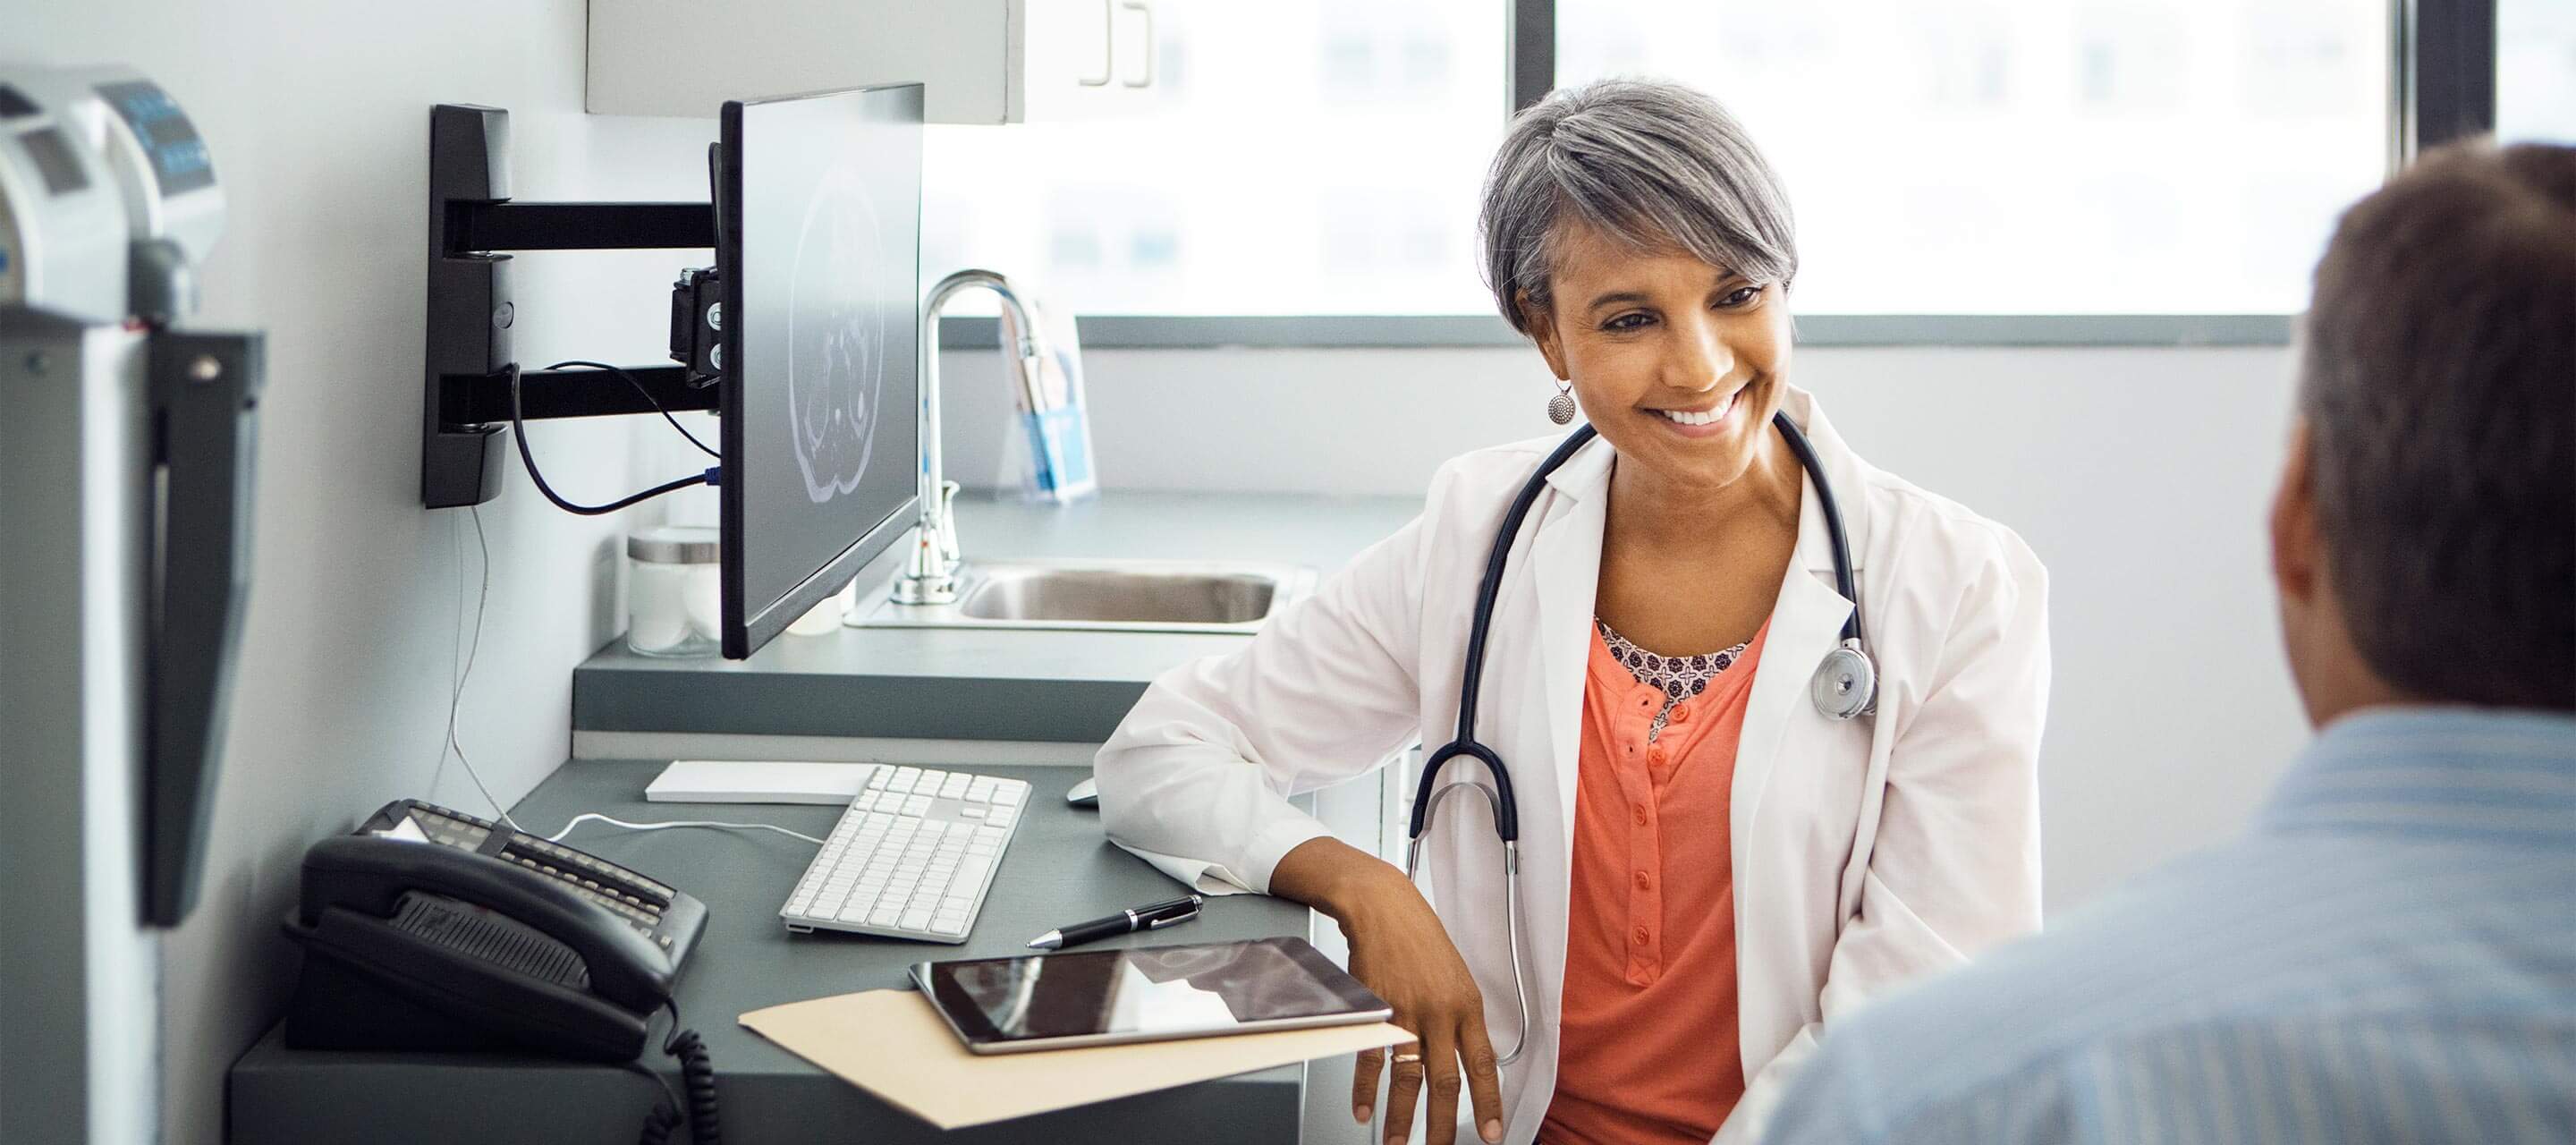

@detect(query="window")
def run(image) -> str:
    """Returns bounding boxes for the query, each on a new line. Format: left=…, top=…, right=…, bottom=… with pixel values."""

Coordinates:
left=924, top=2, right=1505, bottom=317
left=929, top=2, right=2514, bottom=342
left=1556, top=1, right=2392, bottom=314
left=2499, top=0, right=2576, bottom=145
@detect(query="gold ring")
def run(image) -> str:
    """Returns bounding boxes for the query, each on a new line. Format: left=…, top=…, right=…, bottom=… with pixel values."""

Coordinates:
left=1390, top=1051, right=1423, bottom=1065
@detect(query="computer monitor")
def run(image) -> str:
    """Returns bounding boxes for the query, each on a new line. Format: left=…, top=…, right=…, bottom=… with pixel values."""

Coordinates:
left=715, top=83, right=924, bottom=659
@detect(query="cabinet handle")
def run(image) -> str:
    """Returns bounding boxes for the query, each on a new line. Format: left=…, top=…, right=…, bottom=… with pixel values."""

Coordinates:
left=1119, top=0, right=1156, bottom=89
left=1080, top=0, right=1114, bottom=86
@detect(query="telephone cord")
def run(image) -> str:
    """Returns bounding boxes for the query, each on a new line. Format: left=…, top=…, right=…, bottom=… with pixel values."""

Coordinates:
left=630, top=1003, right=721, bottom=1144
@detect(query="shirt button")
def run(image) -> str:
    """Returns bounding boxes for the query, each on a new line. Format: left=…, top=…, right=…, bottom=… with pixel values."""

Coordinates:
left=1671, top=708, right=1690, bottom=725
left=1634, top=870, right=1650, bottom=890
left=1648, top=748, right=1667, bottom=766
left=1632, top=926, right=1650, bottom=945
left=1632, top=809, right=1648, bottom=827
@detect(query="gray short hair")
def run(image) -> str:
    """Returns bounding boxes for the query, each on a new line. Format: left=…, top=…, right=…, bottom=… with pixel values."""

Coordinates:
left=1479, top=79, right=1797, bottom=334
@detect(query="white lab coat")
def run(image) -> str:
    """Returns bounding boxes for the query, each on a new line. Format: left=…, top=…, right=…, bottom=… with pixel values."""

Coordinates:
left=1094, top=388, right=2049, bottom=1145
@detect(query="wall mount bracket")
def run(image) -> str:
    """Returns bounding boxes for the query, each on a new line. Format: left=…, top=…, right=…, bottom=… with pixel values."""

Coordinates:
left=420, top=103, right=720, bottom=508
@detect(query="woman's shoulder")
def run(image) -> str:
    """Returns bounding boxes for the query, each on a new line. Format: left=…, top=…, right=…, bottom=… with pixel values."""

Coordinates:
left=1850, top=458, right=2047, bottom=591
left=1416, top=433, right=1582, bottom=523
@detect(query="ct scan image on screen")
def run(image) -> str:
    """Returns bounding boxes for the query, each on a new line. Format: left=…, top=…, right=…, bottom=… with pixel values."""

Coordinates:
left=733, top=86, right=921, bottom=619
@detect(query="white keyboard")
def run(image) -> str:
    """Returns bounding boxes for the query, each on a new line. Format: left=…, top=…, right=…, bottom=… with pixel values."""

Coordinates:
left=779, top=765, right=1030, bottom=943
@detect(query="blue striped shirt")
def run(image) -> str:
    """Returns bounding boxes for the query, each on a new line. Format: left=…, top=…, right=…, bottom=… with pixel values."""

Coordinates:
left=1766, top=708, right=2576, bottom=1145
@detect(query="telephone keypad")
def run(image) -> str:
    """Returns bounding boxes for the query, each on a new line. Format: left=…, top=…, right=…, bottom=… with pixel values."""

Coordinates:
left=380, top=801, right=683, bottom=939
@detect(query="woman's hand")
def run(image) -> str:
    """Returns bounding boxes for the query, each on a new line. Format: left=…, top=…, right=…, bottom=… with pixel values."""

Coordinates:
left=1271, top=837, right=1504, bottom=1145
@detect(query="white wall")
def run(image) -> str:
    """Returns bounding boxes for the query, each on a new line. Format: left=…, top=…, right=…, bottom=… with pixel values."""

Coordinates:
left=28, top=3, right=2312, bottom=1140
left=936, top=342, right=2315, bottom=914
left=21, top=3, right=715, bottom=1141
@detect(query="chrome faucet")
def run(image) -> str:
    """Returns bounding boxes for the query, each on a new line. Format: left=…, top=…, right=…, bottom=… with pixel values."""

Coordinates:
left=893, top=269, right=1048, bottom=606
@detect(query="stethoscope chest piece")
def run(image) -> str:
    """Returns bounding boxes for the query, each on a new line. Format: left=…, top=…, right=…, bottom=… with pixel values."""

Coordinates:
left=1810, top=640, right=1877, bottom=721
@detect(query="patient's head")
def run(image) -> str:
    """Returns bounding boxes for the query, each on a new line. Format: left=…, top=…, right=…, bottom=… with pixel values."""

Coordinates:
left=2273, top=140, right=2576, bottom=723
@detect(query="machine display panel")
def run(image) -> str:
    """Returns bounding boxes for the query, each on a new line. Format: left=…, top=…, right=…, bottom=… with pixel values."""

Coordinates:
left=95, top=81, right=213, bottom=196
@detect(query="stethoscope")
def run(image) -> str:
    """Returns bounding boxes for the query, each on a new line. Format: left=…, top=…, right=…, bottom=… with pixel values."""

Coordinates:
left=1402, top=411, right=1876, bottom=1065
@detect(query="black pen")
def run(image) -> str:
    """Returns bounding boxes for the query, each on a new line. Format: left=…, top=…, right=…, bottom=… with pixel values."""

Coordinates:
left=1027, top=894, right=1204, bottom=950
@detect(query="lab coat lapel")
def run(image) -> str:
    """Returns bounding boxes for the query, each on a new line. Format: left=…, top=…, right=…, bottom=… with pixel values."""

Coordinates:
left=1534, top=439, right=1612, bottom=848
left=1733, top=394, right=1861, bottom=869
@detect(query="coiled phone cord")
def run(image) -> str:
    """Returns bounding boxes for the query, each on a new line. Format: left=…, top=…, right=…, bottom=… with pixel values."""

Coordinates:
left=631, top=1001, right=722, bottom=1145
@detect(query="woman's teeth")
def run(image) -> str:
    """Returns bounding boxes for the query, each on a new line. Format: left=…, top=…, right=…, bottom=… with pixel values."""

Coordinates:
left=1658, top=394, right=1735, bottom=426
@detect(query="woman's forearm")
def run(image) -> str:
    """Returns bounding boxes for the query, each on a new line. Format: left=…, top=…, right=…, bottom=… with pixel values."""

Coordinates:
left=1269, top=835, right=1411, bottom=922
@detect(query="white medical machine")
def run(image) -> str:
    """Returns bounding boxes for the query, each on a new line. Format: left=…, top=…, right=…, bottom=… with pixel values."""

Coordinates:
left=0, top=63, right=262, bottom=1145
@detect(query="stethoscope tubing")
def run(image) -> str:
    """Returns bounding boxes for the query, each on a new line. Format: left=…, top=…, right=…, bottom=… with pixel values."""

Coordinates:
left=1406, top=411, right=1872, bottom=1072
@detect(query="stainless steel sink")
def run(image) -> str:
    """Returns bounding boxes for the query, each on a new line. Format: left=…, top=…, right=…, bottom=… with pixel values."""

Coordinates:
left=856, top=559, right=1317, bottom=634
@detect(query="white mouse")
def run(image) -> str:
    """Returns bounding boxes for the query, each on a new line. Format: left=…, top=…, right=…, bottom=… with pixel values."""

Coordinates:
left=1065, top=776, right=1100, bottom=808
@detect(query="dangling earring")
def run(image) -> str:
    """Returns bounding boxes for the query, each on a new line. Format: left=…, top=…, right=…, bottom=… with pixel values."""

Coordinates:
left=1546, top=380, right=1577, bottom=426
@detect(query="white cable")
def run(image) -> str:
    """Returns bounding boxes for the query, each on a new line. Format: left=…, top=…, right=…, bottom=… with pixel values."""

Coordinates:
left=547, top=813, right=824, bottom=847
left=446, top=505, right=525, bottom=835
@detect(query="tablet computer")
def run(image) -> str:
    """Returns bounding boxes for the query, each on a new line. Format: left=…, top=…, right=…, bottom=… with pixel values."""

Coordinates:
left=911, top=936, right=1392, bottom=1054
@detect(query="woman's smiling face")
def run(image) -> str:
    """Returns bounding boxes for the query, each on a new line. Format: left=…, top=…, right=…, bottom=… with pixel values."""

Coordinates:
left=1525, top=216, right=1793, bottom=492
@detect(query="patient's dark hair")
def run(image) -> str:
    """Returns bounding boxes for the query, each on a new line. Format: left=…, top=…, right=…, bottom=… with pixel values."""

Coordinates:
left=2300, top=140, right=2576, bottom=710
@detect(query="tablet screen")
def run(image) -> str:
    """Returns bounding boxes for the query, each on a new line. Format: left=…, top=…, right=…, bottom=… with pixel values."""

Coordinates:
left=919, top=937, right=1387, bottom=1047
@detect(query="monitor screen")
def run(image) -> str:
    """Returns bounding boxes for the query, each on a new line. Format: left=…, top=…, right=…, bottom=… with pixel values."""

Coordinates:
left=717, top=83, right=923, bottom=659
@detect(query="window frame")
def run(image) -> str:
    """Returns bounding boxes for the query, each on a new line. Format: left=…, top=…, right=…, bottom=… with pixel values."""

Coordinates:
left=951, top=0, right=2494, bottom=351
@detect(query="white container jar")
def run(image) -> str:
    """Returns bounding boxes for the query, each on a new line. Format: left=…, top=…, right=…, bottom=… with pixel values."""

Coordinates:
left=626, top=526, right=721, bottom=657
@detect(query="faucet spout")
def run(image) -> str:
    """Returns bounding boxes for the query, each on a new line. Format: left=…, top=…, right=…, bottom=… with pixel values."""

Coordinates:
left=893, top=269, right=1046, bottom=606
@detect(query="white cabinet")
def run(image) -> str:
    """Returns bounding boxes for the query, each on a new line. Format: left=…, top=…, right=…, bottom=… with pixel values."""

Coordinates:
left=587, top=0, right=1169, bottom=123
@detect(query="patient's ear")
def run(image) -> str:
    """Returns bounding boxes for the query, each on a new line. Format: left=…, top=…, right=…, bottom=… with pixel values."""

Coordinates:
left=2270, top=420, right=2322, bottom=606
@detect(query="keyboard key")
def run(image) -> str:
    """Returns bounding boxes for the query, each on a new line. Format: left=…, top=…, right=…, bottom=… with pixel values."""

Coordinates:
left=991, top=785, right=1024, bottom=807
left=931, top=917, right=968, bottom=937
left=866, top=768, right=891, bottom=790
left=901, top=908, right=933, bottom=929
left=890, top=767, right=919, bottom=791
left=902, top=794, right=933, bottom=817
left=956, top=856, right=994, bottom=886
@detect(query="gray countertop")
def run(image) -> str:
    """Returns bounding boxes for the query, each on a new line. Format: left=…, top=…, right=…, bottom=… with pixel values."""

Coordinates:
left=575, top=492, right=1419, bottom=743
left=232, top=761, right=1324, bottom=1145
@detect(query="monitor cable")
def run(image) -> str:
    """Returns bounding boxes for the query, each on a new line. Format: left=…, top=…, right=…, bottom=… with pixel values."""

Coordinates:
left=545, top=360, right=720, bottom=459
left=438, top=505, right=530, bottom=835
left=507, top=364, right=719, bottom=516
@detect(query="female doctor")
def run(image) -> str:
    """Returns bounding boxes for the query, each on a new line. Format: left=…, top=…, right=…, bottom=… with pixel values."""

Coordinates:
left=1094, top=79, right=2049, bottom=1145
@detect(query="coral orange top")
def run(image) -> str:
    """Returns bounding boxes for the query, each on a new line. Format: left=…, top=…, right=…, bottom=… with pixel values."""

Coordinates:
left=1538, top=621, right=1769, bottom=1145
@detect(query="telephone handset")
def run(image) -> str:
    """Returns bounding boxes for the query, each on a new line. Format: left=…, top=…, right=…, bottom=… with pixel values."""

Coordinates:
left=282, top=800, right=719, bottom=1141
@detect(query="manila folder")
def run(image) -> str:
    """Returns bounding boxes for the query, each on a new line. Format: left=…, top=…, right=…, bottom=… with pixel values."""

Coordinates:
left=739, top=988, right=1407, bottom=1130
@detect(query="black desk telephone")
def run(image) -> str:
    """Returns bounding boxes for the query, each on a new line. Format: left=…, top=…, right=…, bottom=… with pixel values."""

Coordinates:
left=283, top=799, right=721, bottom=1142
